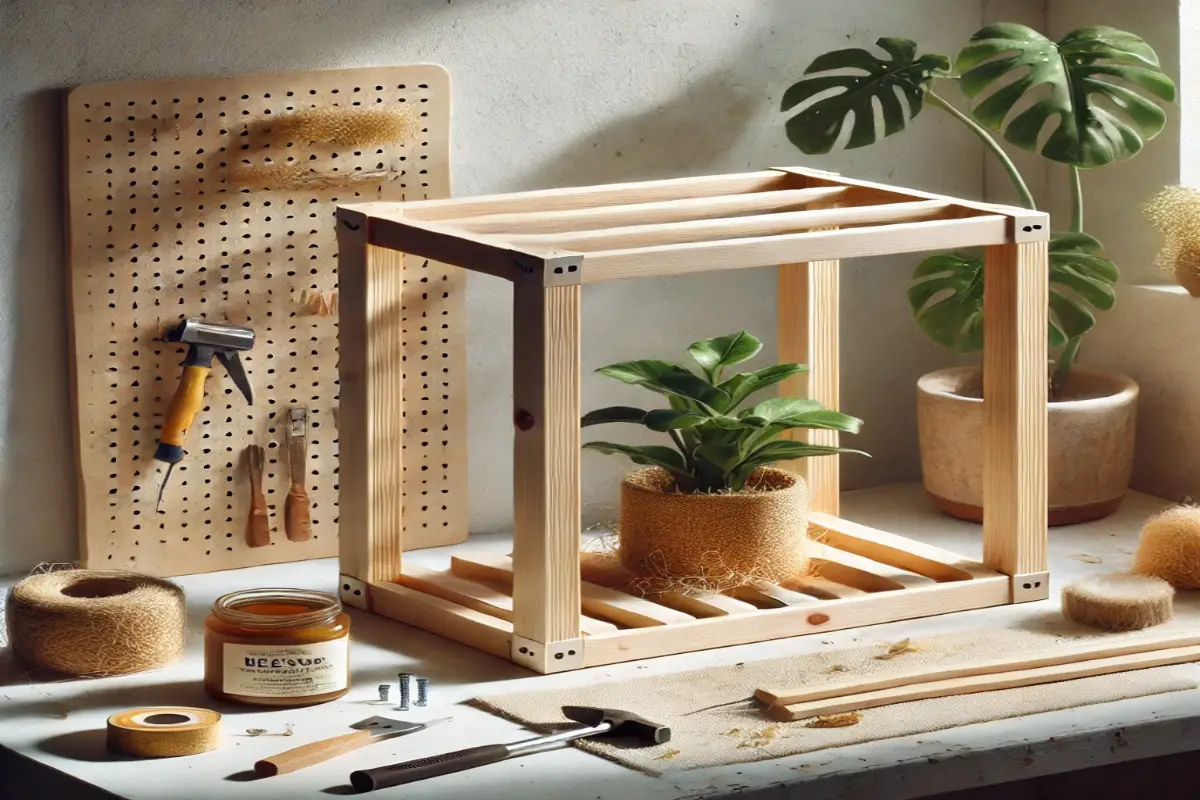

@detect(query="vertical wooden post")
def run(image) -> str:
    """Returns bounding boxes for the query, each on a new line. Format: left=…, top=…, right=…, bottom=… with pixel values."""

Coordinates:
left=982, top=241, right=1049, bottom=600
left=778, top=259, right=841, bottom=514
left=337, top=210, right=406, bottom=602
left=511, top=271, right=583, bottom=669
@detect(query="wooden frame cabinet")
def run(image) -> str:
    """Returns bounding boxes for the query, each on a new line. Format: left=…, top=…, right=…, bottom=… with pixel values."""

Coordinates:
left=336, top=166, right=1050, bottom=674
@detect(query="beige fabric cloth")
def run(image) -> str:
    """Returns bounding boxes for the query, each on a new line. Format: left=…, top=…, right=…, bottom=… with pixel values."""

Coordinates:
left=473, top=627, right=1198, bottom=774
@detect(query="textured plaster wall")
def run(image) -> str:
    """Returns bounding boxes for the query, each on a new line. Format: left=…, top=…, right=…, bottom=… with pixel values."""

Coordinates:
left=0, top=0, right=989, bottom=573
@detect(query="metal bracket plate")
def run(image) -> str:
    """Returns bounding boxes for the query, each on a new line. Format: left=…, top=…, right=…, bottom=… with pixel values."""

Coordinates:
left=511, top=635, right=585, bottom=674
left=1012, top=571, right=1050, bottom=603
left=339, top=574, right=369, bottom=610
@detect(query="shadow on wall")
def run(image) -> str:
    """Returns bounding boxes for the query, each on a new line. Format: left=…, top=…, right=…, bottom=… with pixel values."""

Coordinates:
left=4, top=89, right=76, bottom=572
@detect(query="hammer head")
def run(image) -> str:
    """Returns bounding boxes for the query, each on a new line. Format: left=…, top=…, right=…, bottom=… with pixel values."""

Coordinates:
left=166, top=318, right=255, bottom=352
left=562, top=706, right=671, bottom=744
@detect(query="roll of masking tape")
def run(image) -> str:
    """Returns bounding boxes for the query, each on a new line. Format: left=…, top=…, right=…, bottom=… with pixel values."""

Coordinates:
left=106, top=707, right=221, bottom=757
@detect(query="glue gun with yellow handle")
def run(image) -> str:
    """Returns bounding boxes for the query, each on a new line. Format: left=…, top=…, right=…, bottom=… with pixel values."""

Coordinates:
left=155, top=318, right=255, bottom=507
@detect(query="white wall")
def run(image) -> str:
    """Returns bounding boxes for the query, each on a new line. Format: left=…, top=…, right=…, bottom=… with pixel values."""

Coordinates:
left=0, top=0, right=992, bottom=573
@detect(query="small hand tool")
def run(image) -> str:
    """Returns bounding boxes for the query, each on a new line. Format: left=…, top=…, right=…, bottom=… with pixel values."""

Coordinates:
left=350, top=706, right=670, bottom=792
left=284, top=405, right=312, bottom=541
left=154, top=318, right=255, bottom=509
left=245, top=445, right=270, bottom=547
left=254, top=715, right=450, bottom=778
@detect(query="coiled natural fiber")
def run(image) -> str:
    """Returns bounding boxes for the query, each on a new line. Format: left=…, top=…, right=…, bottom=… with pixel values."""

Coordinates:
left=1061, top=573, right=1174, bottom=632
left=618, top=466, right=810, bottom=591
left=1133, top=506, right=1200, bottom=588
left=5, top=569, right=186, bottom=677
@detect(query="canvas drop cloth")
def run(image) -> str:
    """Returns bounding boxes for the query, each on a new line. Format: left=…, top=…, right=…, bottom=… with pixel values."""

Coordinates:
left=473, top=626, right=1199, bottom=774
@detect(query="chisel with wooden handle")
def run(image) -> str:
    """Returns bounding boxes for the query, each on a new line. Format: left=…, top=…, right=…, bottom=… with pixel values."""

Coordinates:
left=245, top=445, right=270, bottom=547
left=285, top=405, right=311, bottom=542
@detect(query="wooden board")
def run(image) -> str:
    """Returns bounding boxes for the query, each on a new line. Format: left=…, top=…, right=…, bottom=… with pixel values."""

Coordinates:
left=66, top=65, right=461, bottom=576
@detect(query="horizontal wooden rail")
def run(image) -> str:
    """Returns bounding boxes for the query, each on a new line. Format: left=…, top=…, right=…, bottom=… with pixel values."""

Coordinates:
left=580, top=216, right=1010, bottom=283
left=364, top=214, right=520, bottom=281
left=578, top=553, right=758, bottom=617
left=809, top=513, right=1000, bottom=581
left=397, top=171, right=795, bottom=221
left=504, top=200, right=954, bottom=252
left=447, top=187, right=850, bottom=235
left=369, top=582, right=513, bottom=660
left=809, top=541, right=936, bottom=592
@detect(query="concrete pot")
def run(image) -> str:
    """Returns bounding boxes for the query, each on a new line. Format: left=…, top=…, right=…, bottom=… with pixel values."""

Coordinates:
left=1175, top=266, right=1200, bottom=298
left=917, top=366, right=1138, bottom=526
left=618, top=466, right=809, bottom=590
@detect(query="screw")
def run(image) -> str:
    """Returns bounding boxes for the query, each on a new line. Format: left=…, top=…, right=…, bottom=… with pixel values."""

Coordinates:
left=397, top=673, right=411, bottom=710
left=415, top=677, right=429, bottom=707
left=377, top=684, right=390, bottom=703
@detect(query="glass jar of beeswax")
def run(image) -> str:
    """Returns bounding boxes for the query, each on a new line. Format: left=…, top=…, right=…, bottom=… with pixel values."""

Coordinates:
left=204, top=588, right=350, bottom=707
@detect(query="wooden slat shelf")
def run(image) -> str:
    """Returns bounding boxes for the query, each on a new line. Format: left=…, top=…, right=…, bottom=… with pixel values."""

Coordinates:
left=338, top=166, right=1051, bottom=673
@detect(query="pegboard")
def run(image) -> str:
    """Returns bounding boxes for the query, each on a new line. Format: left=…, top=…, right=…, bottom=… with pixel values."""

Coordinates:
left=66, top=65, right=465, bottom=577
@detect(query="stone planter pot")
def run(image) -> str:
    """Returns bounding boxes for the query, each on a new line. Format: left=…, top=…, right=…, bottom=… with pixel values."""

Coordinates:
left=917, top=367, right=1137, bottom=526
left=1175, top=266, right=1200, bottom=297
left=618, top=466, right=809, bottom=589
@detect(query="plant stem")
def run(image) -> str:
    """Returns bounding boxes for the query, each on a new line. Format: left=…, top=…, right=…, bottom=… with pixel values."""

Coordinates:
left=1053, top=338, right=1081, bottom=396
left=1069, top=165, right=1084, bottom=233
left=668, top=429, right=693, bottom=470
left=927, top=91, right=1037, bottom=211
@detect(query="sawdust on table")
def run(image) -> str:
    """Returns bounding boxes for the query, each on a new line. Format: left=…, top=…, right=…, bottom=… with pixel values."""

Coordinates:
left=805, top=711, right=863, bottom=729
left=655, top=748, right=682, bottom=761
left=1070, top=553, right=1104, bottom=564
left=823, top=664, right=850, bottom=674
left=874, top=638, right=919, bottom=660
left=737, top=724, right=784, bottom=749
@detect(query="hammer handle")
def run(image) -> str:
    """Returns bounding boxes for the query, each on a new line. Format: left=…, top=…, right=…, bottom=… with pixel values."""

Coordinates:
left=255, top=729, right=376, bottom=777
left=158, top=365, right=210, bottom=455
left=351, top=744, right=511, bottom=791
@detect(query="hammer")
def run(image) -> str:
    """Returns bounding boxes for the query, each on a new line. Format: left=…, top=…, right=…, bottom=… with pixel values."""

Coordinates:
left=349, top=705, right=671, bottom=792
left=154, top=318, right=255, bottom=507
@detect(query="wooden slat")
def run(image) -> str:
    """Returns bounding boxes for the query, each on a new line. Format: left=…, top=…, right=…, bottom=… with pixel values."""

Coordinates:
left=778, top=253, right=840, bottom=514
left=364, top=214, right=520, bottom=281
left=808, top=513, right=999, bottom=582
left=395, top=565, right=618, bottom=635
left=757, top=630, right=1200, bottom=708
left=727, top=582, right=821, bottom=607
left=580, top=217, right=1010, bottom=283
left=397, top=171, right=793, bottom=221
left=780, top=575, right=867, bottom=600
left=767, top=644, right=1200, bottom=722
left=578, top=553, right=757, bottom=617
left=983, top=242, right=1049, bottom=577
left=511, top=282, right=583, bottom=643
left=446, top=187, right=849, bottom=235
left=502, top=200, right=952, bottom=252
left=452, top=553, right=695, bottom=628
left=369, top=582, right=513, bottom=660
left=336, top=210, right=405, bottom=585
left=809, top=541, right=935, bottom=592
left=582, top=576, right=1010, bottom=667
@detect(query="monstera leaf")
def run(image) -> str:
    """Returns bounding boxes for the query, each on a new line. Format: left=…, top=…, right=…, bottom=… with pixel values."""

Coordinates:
left=907, top=233, right=1119, bottom=353
left=957, top=24, right=1175, bottom=167
left=781, top=38, right=950, bottom=154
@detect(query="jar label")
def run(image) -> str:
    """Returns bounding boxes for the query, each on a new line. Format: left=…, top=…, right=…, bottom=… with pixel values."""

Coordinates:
left=222, top=639, right=348, bottom=698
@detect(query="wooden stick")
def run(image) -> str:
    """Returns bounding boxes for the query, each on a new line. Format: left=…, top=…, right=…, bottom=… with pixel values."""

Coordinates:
left=767, top=642, right=1200, bottom=722
left=758, top=631, right=1200, bottom=710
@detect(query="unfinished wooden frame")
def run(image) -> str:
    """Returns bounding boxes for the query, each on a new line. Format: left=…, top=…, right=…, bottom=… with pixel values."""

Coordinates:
left=337, top=166, right=1050, bottom=674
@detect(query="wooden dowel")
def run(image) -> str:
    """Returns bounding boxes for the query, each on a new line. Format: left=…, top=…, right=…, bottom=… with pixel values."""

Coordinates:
left=446, top=187, right=849, bottom=234
left=767, top=643, right=1200, bottom=722
left=758, top=631, right=1200, bottom=710
left=504, top=200, right=953, bottom=252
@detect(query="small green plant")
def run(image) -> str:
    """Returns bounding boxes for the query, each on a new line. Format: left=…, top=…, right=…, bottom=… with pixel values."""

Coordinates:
left=581, top=331, right=866, bottom=493
left=781, top=25, right=1176, bottom=393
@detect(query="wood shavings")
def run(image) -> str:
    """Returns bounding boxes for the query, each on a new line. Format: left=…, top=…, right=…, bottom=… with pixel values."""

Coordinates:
left=874, top=638, right=919, bottom=660
left=737, top=724, right=783, bottom=749
left=805, top=711, right=862, bottom=729
left=721, top=728, right=741, bottom=736
left=655, top=748, right=682, bottom=760
left=823, top=664, right=849, bottom=674
left=1070, top=554, right=1103, bottom=564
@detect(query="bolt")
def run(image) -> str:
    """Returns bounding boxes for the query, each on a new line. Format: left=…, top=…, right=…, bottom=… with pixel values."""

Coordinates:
left=377, top=684, right=390, bottom=703
left=397, top=673, right=411, bottom=710
left=415, top=677, right=429, bottom=707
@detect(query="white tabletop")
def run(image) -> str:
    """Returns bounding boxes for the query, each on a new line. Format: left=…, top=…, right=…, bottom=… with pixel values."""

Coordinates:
left=4, top=484, right=1200, bottom=800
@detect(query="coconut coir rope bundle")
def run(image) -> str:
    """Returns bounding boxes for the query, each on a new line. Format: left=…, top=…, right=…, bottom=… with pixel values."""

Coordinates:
left=1062, top=573, right=1174, bottom=632
left=5, top=570, right=186, bottom=677
left=618, top=466, right=810, bottom=591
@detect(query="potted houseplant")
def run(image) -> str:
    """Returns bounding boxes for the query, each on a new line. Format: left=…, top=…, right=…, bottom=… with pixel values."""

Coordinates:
left=582, top=331, right=865, bottom=591
left=782, top=25, right=1174, bottom=524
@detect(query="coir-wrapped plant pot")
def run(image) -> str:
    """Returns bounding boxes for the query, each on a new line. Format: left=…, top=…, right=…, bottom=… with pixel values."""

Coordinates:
left=618, top=466, right=810, bottom=590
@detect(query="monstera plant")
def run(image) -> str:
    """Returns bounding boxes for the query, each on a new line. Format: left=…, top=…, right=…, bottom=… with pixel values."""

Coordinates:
left=782, top=25, right=1175, bottom=390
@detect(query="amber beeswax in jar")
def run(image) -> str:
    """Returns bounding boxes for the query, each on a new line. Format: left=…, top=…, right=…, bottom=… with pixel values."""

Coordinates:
left=204, top=589, right=350, bottom=707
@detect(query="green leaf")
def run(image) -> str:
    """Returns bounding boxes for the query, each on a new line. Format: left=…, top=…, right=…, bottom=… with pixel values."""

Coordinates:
left=580, top=406, right=646, bottom=427
left=596, top=359, right=729, bottom=411
left=694, top=443, right=744, bottom=480
left=730, top=441, right=870, bottom=491
left=596, top=359, right=680, bottom=386
left=687, top=331, right=762, bottom=379
left=717, top=363, right=808, bottom=410
left=781, top=37, right=951, bottom=155
left=957, top=24, right=1175, bottom=167
left=907, top=232, right=1119, bottom=353
left=582, top=442, right=688, bottom=476
left=742, top=397, right=826, bottom=425
left=907, top=252, right=986, bottom=353
left=643, top=409, right=708, bottom=432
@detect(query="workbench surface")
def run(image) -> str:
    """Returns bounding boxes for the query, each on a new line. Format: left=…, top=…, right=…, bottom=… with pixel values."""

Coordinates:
left=4, top=484, right=1199, bottom=800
